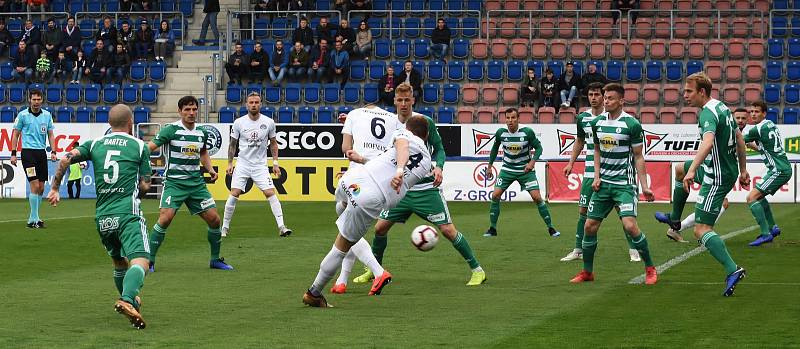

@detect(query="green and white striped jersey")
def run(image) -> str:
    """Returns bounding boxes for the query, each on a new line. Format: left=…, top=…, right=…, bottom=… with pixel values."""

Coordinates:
left=744, top=119, right=791, bottom=173
left=576, top=109, right=602, bottom=179
left=698, top=99, right=739, bottom=186
left=152, top=121, right=208, bottom=187
left=409, top=114, right=446, bottom=192
left=488, top=126, right=542, bottom=173
left=74, top=132, right=151, bottom=217
left=591, top=111, right=643, bottom=186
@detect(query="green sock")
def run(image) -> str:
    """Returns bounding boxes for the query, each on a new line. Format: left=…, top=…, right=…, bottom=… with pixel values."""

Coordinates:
left=760, top=199, right=776, bottom=227
left=208, top=227, right=221, bottom=260
left=631, top=233, right=654, bottom=267
left=537, top=202, right=553, bottom=228
left=489, top=199, right=500, bottom=229
left=701, top=232, right=738, bottom=274
left=372, top=234, right=388, bottom=265
left=451, top=232, right=480, bottom=269
left=748, top=201, right=771, bottom=237
left=574, top=213, right=587, bottom=249
left=113, top=268, right=126, bottom=294
left=149, top=224, right=167, bottom=262
left=670, top=181, right=689, bottom=222
left=120, top=264, right=146, bottom=304
left=623, top=228, right=635, bottom=249
left=581, top=234, right=598, bottom=273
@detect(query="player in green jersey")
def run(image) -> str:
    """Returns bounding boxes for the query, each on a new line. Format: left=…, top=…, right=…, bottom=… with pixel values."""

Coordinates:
left=562, top=82, right=641, bottom=262
left=47, top=104, right=151, bottom=329
left=569, top=83, right=658, bottom=285
left=147, top=96, right=233, bottom=271
left=484, top=107, right=560, bottom=238
left=745, top=101, right=791, bottom=247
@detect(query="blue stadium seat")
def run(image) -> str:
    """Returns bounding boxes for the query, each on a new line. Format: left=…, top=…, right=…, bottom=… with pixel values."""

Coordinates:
left=122, top=83, right=139, bottom=104
left=79, top=20, right=95, bottom=38
left=466, top=0, right=482, bottom=12
left=363, top=83, right=379, bottom=104
left=409, top=0, right=425, bottom=16
left=56, top=106, right=74, bottom=123
left=350, top=61, right=366, bottom=81
left=0, top=106, right=15, bottom=123
left=141, top=84, right=158, bottom=104
left=487, top=60, right=504, bottom=81
left=133, top=106, right=150, bottom=123
left=767, top=107, right=779, bottom=123
left=606, top=60, right=623, bottom=81
left=765, top=84, right=781, bottom=104
left=666, top=61, right=682, bottom=82
left=86, top=0, right=101, bottom=12
left=686, top=60, right=703, bottom=76
left=528, top=60, right=545, bottom=77
left=428, top=60, right=445, bottom=81
left=324, top=83, right=340, bottom=103
left=390, top=0, right=406, bottom=15
left=774, top=0, right=789, bottom=10
left=65, top=83, right=81, bottom=104
left=772, top=17, right=788, bottom=37
left=103, top=84, right=120, bottom=104
left=423, top=18, right=436, bottom=37
left=414, top=39, right=430, bottom=58
left=388, top=17, right=402, bottom=38
left=180, top=0, right=194, bottom=17
left=0, top=83, right=5, bottom=103
left=452, top=38, right=469, bottom=59
left=0, top=62, right=14, bottom=82
left=84, top=84, right=101, bottom=104
left=46, top=84, right=62, bottom=104
left=375, top=39, right=391, bottom=59
left=446, top=18, right=459, bottom=37
left=429, top=0, right=445, bottom=11
left=95, top=106, right=110, bottom=123
left=448, top=61, right=465, bottom=80
left=304, top=83, right=321, bottom=103
left=75, top=106, right=92, bottom=123
left=443, top=83, right=460, bottom=104
left=625, top=60, right=643, bottom=82
left=344, top=84, right=360, bottom=104
left=264, top=85, right=281, bottom=103
left=784, top=107, right=799, bottom=124
left=769, top=39, right=784, bottom=58
left=337, top=106, right=354, bottom=118
left=413, top=60, right=425, bottom=75
left=130, top=61, right=147, bottom=82
left=467, top=61, right=484, bottom=81
left=272, top=18, right=289, bottom=38
left=159, top=0, right=175, bottom=12
left=285, top=83, right=302, bottom=103
left=278, top=106, right=294, bottom=123
left=51, top=0, right=66, bottom=12
left=369, top=61, right=387, bottom=81
left=254, top=18, right=269, bottom=38
left=463, top=18, right=479, bottom=39
left=548, top=61, right=564, bottom=78
left=789, top=38, right=800, bottom=59
left=394, top=39, right=411, bottom=59
left=447, top=0, right=464, bottom=15
left=219, top=106, right=236, bottom=123
left=437, top=106, right=455, bottom=123
left=368, top=17, right=383, bottom=38
left=298, top=106, right=315, bottom=124
left=389, top=60, right=404, bottom=73
left=245, top=82, right=262, bottom=96
left=786, top=84, right=800, bottom=104
left=422, top=83, right=439, bottom=104
left=507, top=60, right=524, bottom=81
left=149, top=61, right=166, bottom=81
left=260, top=106, right=276, bottom=118
left=588, top=60, right=604, bottom=74
left=405, top=18, right=421, bottom=38
left=83, top=40, right=96, bottom=56
left=792, top=18, right=800, bottom=37
left=788, top=61, right=800, bottom=82
left=8, top=83, right=25, bottom=103
left=767, top=61, right=783, bottom=81
left=241, top=39, right=255, bottom=55
left=317, top=106, right=335, bottom=123
left=416, top=106, right=436, bottom=119
left=226, top=84, right=243, bottom=104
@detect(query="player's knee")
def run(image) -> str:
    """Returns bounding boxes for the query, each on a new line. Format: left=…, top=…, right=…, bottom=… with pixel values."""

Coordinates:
left=584, top=220, right=600, bottom=234
left=674, top=166, right=685, bottom=181
left=438, top=224, right=457, bottom=240
left=263, top=189, right=275, bottom=197
left=490, top=191, right=502, bottom=201
left=112, top=257, right=128, bottom=269
left=578, top=206, right=588, bottom=215
left=531, top=192, right=543, bottom=203
left=374, top=220, right=391, bottom=235
left=722, top=199, right=729, bottom=209
left=229, top=189, right=241, bottom=198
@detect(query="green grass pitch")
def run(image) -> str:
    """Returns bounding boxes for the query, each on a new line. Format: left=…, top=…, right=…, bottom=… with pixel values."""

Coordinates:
left=1, top=198, right=799, bottom=348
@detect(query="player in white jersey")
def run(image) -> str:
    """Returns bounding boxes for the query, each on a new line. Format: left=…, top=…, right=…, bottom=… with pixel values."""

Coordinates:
left=303, top=115, right=432, bottom=308
left=221, top=92, right=292, bottom=237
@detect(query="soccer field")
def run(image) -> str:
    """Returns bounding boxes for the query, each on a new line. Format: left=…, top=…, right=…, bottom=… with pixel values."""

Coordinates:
left=1, top=199, right=798, bottom=348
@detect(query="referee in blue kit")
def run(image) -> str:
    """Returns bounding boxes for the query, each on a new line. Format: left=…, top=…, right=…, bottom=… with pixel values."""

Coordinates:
left=10, top=90, right=56, bottom=228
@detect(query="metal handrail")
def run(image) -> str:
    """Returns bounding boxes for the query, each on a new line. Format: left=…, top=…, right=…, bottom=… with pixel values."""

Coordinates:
left=74, top=11, right=186, bottom=42
left=627, top=9, right=767, bottom=40
left=348, top=9, right=482, bottom=40
left=0, top=11, right=71, bottom=20
left=769, top=9, right=800, bottom=39
left=485, top=9, right=623, bottom=40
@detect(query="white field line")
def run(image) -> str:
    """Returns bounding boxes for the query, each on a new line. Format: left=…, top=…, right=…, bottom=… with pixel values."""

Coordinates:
left=0, top=211, right=158, bottom=224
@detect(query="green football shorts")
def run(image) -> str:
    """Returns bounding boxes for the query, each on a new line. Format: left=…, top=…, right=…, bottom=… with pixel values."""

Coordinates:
left=96, top=214, right=150, bottom=260
left=587, top=182, right=638, bottom=220
left=160, top=182, right=216, bottom=215
left=495, top=169, right=540, bottom=192
left=379, top=189, right=452, bottom=226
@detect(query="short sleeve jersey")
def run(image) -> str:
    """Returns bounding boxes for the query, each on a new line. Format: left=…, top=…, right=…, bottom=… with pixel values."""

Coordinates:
left=13, top=107, right=54, bottom=150
left=152, top=121, right=208, bottom=187
left=591, top=111, right=643, bottom=186
left=342, top=106, right=403, bottom=167
left=576, top=109, right=602, bottom=179
left=231, top=114, right=277, bottom=168
left=75, top=132, right=151, bottom=217
left=744, top=119, right=791, bottom=173
left=698, top=99, right=739, bottom=185
left=365, top=129, right=432, bottom=202
left=492, top=126, right=541, bottom=173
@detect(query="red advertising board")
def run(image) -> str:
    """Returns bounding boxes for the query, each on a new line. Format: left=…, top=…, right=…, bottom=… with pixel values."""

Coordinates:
left=547, top=161, right=672, bottom=202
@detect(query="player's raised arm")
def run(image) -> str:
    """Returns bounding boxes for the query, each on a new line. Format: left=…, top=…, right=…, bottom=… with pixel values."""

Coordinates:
left=391, top=136, right=410, bottom=193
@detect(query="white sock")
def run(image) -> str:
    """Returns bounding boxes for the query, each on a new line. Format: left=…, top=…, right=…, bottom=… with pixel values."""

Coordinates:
left=310, top=245, right=346, bottom=296
left=222, top=195, right=238, bottom=229
left=336, top=250, right=357, bottom=285
left=335, top=201, right=347, bottom=216
left=679, top=213, right=695, bottom=232
left=351, top=238, right=384, bottom=277
left=268, top=195, right=285, bottom=227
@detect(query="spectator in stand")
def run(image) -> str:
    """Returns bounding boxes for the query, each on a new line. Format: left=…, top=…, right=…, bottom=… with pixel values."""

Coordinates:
left=289, top=0, right=307, bottom=12
left=110, top=43, right=130, bottom=84
left=225, top=42, right=249, bottom=85
left=194, top=0, right=220, bottom=45
left=71, top=49, right=86, bottom=83
left=315, top=17, right=334, bottom=47
left=612, top=0, right=639, bottom=24
left=96, top=17, right=117, bottom=53
left=397, top=60, right=422, bottom=100
left=86, top=40, right=111, bottom=84
left=140, top=0, right=155, bottom=11
left=430, top=18, right=451, bottom=62
left=292, top=17, right=315, bottom=52
left=117, top=22, right=135, bottom=56
left=119, top=0, right=135, bottom=11
left=337, top=19, right=356, bottom=54
left=20, top=19, right=42, bottom=58
left=329, top=39, right=349, bottom=89
left=558, top=62, right=582, bottom=108
left=308, top=38, right=329, bottom=81
left=0, top=21, right=13, bottom=56
left=354, top=20, right=371, bottom=60
left=581, top=63, right=607, bottom=95
left=42, top=18, right=62, bottom=60
left=62, top=17, right=82, bottom=60
left=333, top=0, right=347, bottom=16
left=520, top=68, right=539, bottom=108
left=135, top=20, right=153, bottom=60
left=378, top=65, right=395, bottom=106
left=35, top=51, right=50, bottom=83
left=0, top=0, right=10, bottom=14
left=269, top=39, right=289, bottom=86
left=539, top=68, right=558, bottom=108
left=267, top=0, right=291, bottom=18
left=350, top=0, right=372, bottom=19
left=13, top=41, right=34, bottom=83
left=27, top=0, right=48, bottom=21
left=10, top=0, right=26, bottom=15
left=288, top=41, right=308, bottom=82
left=153, top=20, right=175, bottom=61
left=51, top=50, right=72, bottom=83
left=249, top=41, right=269, bottom=84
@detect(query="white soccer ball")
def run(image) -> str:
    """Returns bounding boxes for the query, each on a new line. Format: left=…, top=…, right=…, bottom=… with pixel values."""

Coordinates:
left=410, top=225, right=439, bottom=251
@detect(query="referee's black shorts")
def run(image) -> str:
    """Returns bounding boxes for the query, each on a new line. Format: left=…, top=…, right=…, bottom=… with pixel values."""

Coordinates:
left=21, top=149, right=48, bottom=182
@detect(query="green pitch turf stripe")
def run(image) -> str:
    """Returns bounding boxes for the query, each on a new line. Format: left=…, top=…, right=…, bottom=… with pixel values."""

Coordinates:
left=0, top=211, right=158, bottom=224
left=628, top=224, right=758, bottom=285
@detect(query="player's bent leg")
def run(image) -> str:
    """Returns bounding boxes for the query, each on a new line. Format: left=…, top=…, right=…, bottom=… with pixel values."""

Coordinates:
left=486, top=188, right=505, bottom=237
left=621, top=217, right=656, bottom=284
left=747, top=189, right=773, bottom=245
left=306, top=234, right=358, bottom=307
left=112, top=257, right=129, bottom=298
left=694, top=222, right=744, bottom=295
left=332, top=250, right=356, bottom=293
left=222, top=188, right=243, bottom=237
left=439, top=224, right=485, bottom=286
left=354, top=219, right=394, bottom=284
left=199, top=209, right=233, bottom=270
left=656, top=161, right=690, bottom=230
left=148, top=208, right=176, bottom=271
left=115, top=257, right=148, bottom=329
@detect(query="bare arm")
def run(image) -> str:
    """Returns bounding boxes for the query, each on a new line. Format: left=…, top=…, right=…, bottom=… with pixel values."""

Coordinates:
left=564, top=137, right=585, bottom=176
left=592, top=145, right=601, bottom=191
left=10, top=129, right=20, bottom=165
left=228, top=136, right=238, bottom=165
left=200, top=147, right=218, bottom=182
left=147, top=141, right=158, bottom=152
left=270, top=137, right=281, bottom=175
left=734, top=129, right=751, bottom=186
left=51, top=149, right=81, bottom=191
left=632, top=144, right=654, bottom=201
left=138, top=176, right=152, bottom=193
left=48, top=130, right=56, bottom=160
left=341, top=133, right=353, bottom=153
left=391, top=138, right=410, bottom=193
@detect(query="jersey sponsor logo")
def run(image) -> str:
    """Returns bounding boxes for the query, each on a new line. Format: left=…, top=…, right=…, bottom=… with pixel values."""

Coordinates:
left=472, top=129, right=495, bottom=155
left=198, top=125, right=222, bottom=157
left=426, top=212, right=446, bottom=223
left=260, top=124, right=267, bottom=130
left=348, top=183, right=361, bottom=197
left=472, top=163, right=498, bottom=188
left=505, top=143, right=523, bottom=155
left=181, top=144, right=201, bottom=157
left=598, top=135, right=618, bottom=151
left=98, top=216, right=120, bottom=232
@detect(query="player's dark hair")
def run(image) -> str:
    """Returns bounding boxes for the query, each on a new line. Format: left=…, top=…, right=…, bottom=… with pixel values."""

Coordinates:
left=29, top=89, right=43, bottom=98
left=505, top=107, right=518, bottom=116
left=178, top=95, right=199, bottom=109
left=603, top=83, right=624, bottom=97
left=734, top=107, right=748, bottom=114
left=405, top=115, right=429, bottom=141
left=751, top=100, right=768, bottom=113
left=586, top=82, right=604, bottom=93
